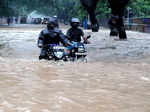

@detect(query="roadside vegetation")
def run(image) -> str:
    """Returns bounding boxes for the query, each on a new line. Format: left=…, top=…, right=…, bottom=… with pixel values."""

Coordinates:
left=0, top=0, right=150, bottom=19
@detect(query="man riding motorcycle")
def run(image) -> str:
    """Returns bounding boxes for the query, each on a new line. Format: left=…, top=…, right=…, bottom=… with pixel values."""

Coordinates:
left=66, top=18, right=88, bottom=43
left=66, top=18, right=90, bottom=59
left=37, top=17, right=70, bottom=60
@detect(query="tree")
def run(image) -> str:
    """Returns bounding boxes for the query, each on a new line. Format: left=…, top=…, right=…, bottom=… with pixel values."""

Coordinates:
left=1, top=0, right=150, bottom=18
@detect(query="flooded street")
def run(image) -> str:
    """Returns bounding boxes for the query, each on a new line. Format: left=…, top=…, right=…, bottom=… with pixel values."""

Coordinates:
left=0, top=25, right=150, bottom=112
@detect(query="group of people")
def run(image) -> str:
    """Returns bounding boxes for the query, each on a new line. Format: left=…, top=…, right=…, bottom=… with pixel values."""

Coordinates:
left=37, top=17, right=89, bottom=60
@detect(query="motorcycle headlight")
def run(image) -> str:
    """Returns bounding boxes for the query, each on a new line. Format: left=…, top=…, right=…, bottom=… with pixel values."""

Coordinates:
left=54, top=51, right=64, bottom=59
left=53, top=46, right=65, bottom=59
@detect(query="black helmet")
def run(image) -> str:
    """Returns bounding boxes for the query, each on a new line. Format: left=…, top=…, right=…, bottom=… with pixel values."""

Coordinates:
left=47, top=17, right=56, bottom=30
left=70, top=18, right=80, bottom=28
left=53, top=15, right=58, bottom=19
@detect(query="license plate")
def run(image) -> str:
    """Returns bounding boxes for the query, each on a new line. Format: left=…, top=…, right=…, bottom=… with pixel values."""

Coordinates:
left=75, top=52, right=87, bottom=55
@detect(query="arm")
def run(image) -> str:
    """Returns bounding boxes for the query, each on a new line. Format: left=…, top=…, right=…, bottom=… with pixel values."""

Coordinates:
left=58, top=30, right=72, bottom=46
left=80, top=29, right=87, bottom=42
left=37, top=31, right=44, bottom=48
left=81, top=29, right=91, bottom=44
left=66, top=29, right=71, bottom=41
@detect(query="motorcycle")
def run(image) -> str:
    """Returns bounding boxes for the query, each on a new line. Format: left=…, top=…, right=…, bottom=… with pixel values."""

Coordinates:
left=42, top=35, right=91, bottom=62
left=66, top=35, right=91, bottom=62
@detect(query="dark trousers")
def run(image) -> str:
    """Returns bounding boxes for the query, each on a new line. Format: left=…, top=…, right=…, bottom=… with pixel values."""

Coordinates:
left=39, top=48, right=47, bottom=59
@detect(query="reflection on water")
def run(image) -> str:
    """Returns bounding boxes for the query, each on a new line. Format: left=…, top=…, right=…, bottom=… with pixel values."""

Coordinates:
left=0, top=25, right=150, bottom=112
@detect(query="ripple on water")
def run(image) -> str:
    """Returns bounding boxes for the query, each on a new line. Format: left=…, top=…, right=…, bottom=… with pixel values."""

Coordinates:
left=0, top=27, right=150, bottom=112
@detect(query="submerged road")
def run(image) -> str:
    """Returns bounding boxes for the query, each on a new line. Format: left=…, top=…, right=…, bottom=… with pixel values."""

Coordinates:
left=0, top=24, right=150, bottom=112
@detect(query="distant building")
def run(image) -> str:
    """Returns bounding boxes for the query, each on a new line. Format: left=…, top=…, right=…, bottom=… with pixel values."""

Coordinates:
left=0, top=17, right=7, bottom=24
left=27, top=11, right=49, bottom=24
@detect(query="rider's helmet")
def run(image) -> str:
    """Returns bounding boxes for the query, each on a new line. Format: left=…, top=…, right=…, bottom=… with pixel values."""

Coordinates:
left=70, top=18, right=80, bottom=28
left=53, top=15, right=58, bottom=19
left=47, top=17, right=56, bottom=30
left=53, top=15, right=59, bottom=28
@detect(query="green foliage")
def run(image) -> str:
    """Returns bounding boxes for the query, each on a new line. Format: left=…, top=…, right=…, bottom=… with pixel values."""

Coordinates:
left=0, top=0, right=150, bottom=18
left=129, top=0, right=150, bottom=17
left=96, top=1, right=110, bottom=18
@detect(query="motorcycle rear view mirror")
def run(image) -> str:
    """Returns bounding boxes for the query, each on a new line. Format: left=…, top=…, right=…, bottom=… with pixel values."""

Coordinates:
left=87, top=35, right=91, bottom=39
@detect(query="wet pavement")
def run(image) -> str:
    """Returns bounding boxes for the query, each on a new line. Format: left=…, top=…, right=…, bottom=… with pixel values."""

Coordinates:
left=0, top=25, right=150, bottom=112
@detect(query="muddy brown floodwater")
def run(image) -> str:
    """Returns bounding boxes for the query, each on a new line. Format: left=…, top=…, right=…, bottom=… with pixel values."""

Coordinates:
left=0, top=24, right=150, bottom=112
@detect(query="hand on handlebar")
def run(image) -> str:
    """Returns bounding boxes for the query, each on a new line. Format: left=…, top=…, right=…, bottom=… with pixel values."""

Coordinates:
left=38, top=43, right=43, bottom=48
left=84, top=40, right=91, bottom=44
